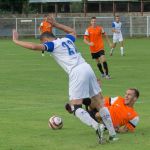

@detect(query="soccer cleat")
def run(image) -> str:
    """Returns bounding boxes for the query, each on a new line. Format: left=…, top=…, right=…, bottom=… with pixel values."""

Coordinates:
left=101, top=74, right=106, bottom=78
left=42, top=53, right=45, bottom=56
left=105, top=75, right=111, bottom=80
left=96, top=124, right=105, bottom=144
left=109, top=135, right=119, bottom=142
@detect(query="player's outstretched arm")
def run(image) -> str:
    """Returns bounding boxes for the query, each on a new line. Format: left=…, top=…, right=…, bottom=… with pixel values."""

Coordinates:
left=116, top=126, right=129, bottom=133
left=47, top=16, right=76, bottom=37
left=103, top=33, right=112, bottom=48
left=12, top=29, right=44, bottom=51
left=83, top=38, right=94, bottom=46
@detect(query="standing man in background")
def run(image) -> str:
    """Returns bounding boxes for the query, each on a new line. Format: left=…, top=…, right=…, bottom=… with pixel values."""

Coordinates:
left=84, top=17, right=112, bottom=79
left=110, top=15, right=124, bottom=56
left=39, top=14, right=52, bottom=56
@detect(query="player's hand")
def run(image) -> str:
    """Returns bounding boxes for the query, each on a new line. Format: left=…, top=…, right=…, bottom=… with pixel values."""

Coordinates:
left=47, top=16, right=56, bottom=26
left=115, top=30, right=120, bottom=33
left=89, top=42, right=94, bottom=46
left=12, top=29, right=19, bottom=41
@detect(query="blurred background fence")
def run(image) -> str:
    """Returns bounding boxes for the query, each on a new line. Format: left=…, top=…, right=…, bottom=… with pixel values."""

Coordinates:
left=0, top=16, right=150, bottom=37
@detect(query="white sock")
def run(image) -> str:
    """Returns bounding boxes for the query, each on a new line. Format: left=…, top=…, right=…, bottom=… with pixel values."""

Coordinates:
left=120, top=47, right=124, bottom=55
left=75, top=108, right=98, bottom=130
left=110, top=48, right=114, bottom=54
left=99, top=107, right=116, bottom=136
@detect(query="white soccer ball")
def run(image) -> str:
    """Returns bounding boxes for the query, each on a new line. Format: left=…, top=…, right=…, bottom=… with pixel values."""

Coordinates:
left=48, top=115, right=63, bottom=130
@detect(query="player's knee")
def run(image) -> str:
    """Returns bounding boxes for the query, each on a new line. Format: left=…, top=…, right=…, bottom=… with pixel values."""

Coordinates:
left=65, top=103, right=83, bottom=115
left=83, top=98, right=91, bottom=106
left=103, top=61, right=107, bottom=67
left=73, top=104, right=82, bottom=115
left=65, top=103, right=73, bottom=114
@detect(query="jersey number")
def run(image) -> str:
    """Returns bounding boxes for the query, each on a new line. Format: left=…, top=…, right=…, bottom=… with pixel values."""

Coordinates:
left=62, top=40, right=77, bottom=56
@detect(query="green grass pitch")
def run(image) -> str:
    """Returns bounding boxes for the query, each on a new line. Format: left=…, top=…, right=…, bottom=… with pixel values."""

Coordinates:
left=0, top=37, right=150, bottom=150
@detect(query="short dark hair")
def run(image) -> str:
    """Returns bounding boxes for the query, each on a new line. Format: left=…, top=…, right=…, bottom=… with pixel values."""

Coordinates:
left=40, top=32, right=56, bottom=40
left=91, top=16, right=96, bottom=20
left=129, top=88, right=140, bottom=98
left=43, top=14, right=48, bottom=17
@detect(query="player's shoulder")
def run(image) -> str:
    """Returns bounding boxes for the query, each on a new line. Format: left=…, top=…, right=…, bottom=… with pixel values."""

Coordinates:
left=114, top=96, right=124, bottom=104
left=96, top=25, right=103, bottom=30
left=112, top=21, right=116, bottom=23
left=63, top=34, right=76, bottom=42
left=40, top=22, right=44, bottom=26
left=117, top=96, right=124, bottom=100
left=112, top=22, right=116, bottom=27
left=86, top=26, right=93, bottom=31
left=97, top=25, right=102, bottom=28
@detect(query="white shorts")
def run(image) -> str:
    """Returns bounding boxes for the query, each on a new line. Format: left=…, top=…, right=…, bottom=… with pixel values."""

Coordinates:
left=69, top=63, right=101, bottom=100
left=113, top=33, right=123, bottom=43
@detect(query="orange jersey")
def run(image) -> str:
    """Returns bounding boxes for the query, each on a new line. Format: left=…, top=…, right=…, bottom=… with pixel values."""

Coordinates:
left=39, top=20, right=52, bottom=33
left=84, top=26, right=105, bottom=53
left=104, top=96, right=139, bottom=132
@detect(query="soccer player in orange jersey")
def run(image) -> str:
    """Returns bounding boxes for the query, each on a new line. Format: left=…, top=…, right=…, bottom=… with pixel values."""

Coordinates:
left=66, top=88, right=139, bottom=133
left=84, top=17, right=112, bottom=79
left=92, top=88, right=139, bottom=133
left=39, top=15, right=52, bottom=56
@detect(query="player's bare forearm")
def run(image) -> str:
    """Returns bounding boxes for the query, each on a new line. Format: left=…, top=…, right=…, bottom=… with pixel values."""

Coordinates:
left=116, top=126, right=129, bottom=133
left=47, top=16, right=76, bottom=37
left=54, top=22, right=76, bottom=37
left=13, top=40, right=44, bottom=51
left=112, top=28, right=116, bottom=33
left=104, top=33, right=112, bottom=47
left=12, top=29, right=44, bottom=51
left=83, top=38, right=89, bottom=45
left=84, top=38, right=94, bottom=46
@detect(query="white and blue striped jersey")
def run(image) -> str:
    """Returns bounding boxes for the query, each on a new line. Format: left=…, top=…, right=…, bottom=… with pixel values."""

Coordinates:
left=43, top=34, right=85, bottom=74
left=112, top=21, right=122, bottom=35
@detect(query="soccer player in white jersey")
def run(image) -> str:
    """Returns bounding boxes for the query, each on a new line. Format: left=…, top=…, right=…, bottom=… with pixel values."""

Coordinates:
left=12, top=16, right=118, bottom=143
left=110, top=16, right=124, bottom=56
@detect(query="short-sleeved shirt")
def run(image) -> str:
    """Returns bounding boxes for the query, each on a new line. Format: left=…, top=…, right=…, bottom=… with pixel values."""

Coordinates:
left=43, top=34, right=85, bottom=74
left=104, top=96, right=139, bottom=132
left=40, top=21, right=52, bottom=33
left=84, top=26, right=105, bottom=53
left=112, top=21, right=122, bottom=35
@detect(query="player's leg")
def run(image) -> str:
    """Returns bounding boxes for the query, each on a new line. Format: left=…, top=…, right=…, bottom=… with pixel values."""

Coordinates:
left=70, top=99, right=99, bottom=130
left=69, top=63, right=99, bottom=130
left=42, top=50, right=45, bottom=56
left=88, top=73, right=118, bottom=141
left=91, top=52, right=105, bottom=78
left=110, top=43, right=116, bottom=56
left=69, top=63, right=105, bottom=143
left=91, top=52, right=104, bottom=76
left=120, top=40, right=124, bottom=56
left=119, top=34, right=124, bottom=56
left=110, top=35, right=117, bottom=56
left=99, top=54, right=111, bottom=79
left=96, top=58, right=105, bottom=78
left=91, top=93, right=118, bottom=141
